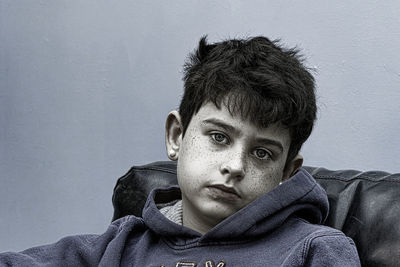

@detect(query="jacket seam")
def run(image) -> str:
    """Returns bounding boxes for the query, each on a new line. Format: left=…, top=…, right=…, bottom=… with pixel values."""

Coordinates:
left=134, top=166, right=177, bottom=174
left=301, top=232, right=346, bottom=266
left=161, top=237, right=255, bottom=250
left=315, top=176, right=400, bottom=183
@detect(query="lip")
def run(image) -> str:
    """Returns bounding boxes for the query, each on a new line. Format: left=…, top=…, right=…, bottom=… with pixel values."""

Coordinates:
left=207, top=184, right=241, bottom=200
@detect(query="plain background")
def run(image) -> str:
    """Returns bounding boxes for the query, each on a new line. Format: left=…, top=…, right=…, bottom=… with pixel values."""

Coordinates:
left=1, top=0, right=399, bottom=251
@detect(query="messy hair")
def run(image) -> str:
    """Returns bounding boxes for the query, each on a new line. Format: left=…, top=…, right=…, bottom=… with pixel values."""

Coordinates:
left=179, top=36, right=317, bottom=167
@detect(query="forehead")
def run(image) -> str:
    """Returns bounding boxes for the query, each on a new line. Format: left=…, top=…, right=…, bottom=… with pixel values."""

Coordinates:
left=190, top=102, right=291, bottom=150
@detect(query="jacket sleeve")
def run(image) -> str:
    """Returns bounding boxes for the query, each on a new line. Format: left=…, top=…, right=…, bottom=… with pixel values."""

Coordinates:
left=0, top=234, right=104, bottom=267
left=0, top=216, right=140, bottom=267
left=303, top=233, right=361, bottom=267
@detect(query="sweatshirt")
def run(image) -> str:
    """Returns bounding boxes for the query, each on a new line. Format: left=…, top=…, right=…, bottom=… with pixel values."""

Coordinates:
left=0, top=168, right=361, bottom=266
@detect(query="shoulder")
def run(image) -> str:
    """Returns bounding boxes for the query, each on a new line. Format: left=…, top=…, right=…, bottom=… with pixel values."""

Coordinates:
left=303, top=232, right=360, bottom=266
left=277, top=217, right=360, bottom=266
left=291, top=219, right=361, bottom=266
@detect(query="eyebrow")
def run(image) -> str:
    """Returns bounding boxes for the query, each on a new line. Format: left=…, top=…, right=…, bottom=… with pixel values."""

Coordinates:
left=201, top=118, right=284, bottom=152
left=202, top=118, right=237, bottom=134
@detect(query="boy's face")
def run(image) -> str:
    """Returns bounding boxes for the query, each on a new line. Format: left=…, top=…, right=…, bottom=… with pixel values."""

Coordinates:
left=166, top=102, right=300, bottom=232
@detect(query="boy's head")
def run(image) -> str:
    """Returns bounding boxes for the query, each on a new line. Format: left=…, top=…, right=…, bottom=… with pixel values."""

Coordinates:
left=179, top=36, right=316, bottom=167
left=165, top=36, right=316, bottom=233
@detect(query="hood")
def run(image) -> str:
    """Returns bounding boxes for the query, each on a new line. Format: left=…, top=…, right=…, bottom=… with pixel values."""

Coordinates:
left=142, top=168, right=329, bottom=242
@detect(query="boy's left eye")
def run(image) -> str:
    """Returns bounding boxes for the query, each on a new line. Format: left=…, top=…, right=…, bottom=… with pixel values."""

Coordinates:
left=253, top=148, right=271, bottom=160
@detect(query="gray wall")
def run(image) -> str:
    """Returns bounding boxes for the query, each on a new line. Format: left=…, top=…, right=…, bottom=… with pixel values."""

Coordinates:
left=1, top=0, right=399, bottom=251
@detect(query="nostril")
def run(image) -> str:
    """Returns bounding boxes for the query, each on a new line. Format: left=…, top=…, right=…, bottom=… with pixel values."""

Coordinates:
left=220, top=162, right=245, bottom=180
left=220, top=163, right=231, bottom=174
left=233, top=169, right=245, bottom=180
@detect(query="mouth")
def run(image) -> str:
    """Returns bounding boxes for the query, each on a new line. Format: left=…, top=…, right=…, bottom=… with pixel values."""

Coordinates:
left=207, top=184, right=241, bottom=200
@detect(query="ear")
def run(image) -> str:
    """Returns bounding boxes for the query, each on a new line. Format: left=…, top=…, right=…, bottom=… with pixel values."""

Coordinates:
left=281, top=154, right=303, bottom=182
left=165, top=110, right=183, bottom=161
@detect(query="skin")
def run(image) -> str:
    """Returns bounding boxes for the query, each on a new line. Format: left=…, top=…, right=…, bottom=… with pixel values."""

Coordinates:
left=165, top=102, right=302, bottom=235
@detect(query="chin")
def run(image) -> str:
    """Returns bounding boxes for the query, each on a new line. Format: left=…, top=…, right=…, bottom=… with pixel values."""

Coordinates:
left=200, top=202, right=239, bottom=222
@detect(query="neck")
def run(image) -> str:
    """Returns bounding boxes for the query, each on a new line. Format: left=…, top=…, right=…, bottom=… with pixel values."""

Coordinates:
left=181, top=196, right=220, bottom=235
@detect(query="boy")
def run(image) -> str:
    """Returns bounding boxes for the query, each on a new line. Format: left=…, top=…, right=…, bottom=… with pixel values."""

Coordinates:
left=0, top=36, right=360, bottom=266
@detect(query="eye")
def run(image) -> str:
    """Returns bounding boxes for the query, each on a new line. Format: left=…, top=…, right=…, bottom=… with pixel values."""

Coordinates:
left=253, top=148, right=271, bottom=160
left=210, top=132, right=230, bottom=145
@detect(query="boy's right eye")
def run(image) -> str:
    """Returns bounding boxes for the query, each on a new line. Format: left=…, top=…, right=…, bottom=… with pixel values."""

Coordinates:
left=210, top=132, right=230, bottom=145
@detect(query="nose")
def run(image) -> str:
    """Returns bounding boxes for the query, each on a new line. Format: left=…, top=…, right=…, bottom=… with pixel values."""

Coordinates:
left=220, top=149, right=246, bottom=181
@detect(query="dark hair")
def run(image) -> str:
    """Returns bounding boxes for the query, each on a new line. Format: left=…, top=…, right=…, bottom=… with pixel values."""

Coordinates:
left=179, top=36, right=316, bottom=167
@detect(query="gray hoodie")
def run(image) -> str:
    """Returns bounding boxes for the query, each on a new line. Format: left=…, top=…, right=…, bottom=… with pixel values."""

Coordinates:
left=0, top=168, right=361, bottom=266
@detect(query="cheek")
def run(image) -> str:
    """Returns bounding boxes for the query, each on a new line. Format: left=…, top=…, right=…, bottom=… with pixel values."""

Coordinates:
left=177, top=135, right=211, bottom=190
left=245, top=167, right=283, bottom=195
left=180, top=133, right=218, bottom=166
left=180, top=127, right=204, bottom=156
